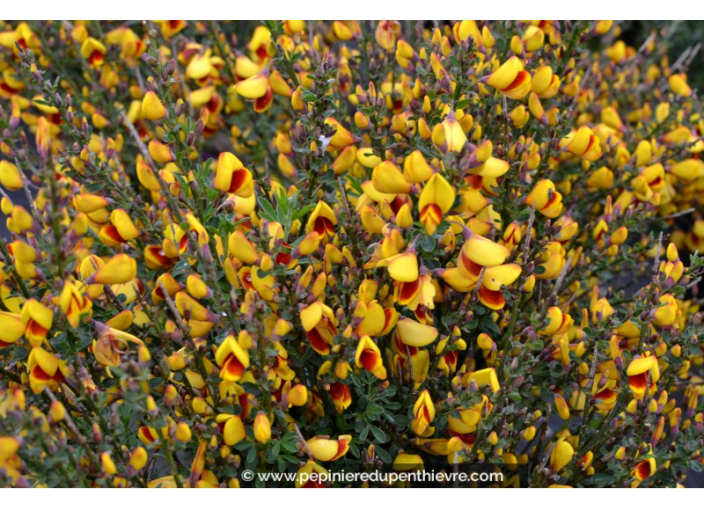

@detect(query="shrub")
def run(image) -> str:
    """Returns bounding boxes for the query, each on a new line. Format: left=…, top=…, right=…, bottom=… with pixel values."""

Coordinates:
left=0, top=20, right=703, bottom=488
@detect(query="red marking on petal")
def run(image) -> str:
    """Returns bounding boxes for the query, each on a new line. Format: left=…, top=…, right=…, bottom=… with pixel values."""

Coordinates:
left=307, top=328, right=330, bottom=355
left=228, top=169, right=249, bottom=194
left=333, top=438, right=349, bottom=460
left=223, top=353, right=245, bottom=379
left=399, top=278, right=420, bottom=303
left=459, top=249, right=483, bottom=278
left=254, top=86, right=273, bottom=112
left=89, top=50, right=104, bottom=67
left=276, top=251, right=292, bottom=266
left=103, top=225, right=126, bottom=243
left=359, top=349, right=378, bottom=371
left=139, top=426, right=155, bottom=443
left=629, top=373, right=647, bottom=391
left=478, top=286, right=505, bottom=309
left=313, top=216, right=334, bottom=236
left=255, top=45, right=269, bottom=60
left=636, top=460, right=652, bottom=480
left=504, top=71, right=530, bottom=93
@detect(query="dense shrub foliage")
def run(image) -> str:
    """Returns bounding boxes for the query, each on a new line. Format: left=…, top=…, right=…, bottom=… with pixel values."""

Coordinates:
left=0, top=20, right=703, bottom=488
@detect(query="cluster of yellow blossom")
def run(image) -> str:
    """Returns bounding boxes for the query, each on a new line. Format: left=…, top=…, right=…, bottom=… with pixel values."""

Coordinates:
left=0, top=20, right=702, bottom=488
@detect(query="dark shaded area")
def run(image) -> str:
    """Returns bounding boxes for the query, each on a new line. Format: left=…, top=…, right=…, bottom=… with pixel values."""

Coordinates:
left=620, top=21, right=704, bottom=89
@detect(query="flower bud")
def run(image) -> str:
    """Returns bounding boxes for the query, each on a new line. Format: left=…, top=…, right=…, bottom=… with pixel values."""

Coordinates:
left=253, top=412, right=272, bottom=443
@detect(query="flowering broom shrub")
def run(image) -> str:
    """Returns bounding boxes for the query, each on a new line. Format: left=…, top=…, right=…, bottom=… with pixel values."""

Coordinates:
left=0, top=20, right=703, bottom=488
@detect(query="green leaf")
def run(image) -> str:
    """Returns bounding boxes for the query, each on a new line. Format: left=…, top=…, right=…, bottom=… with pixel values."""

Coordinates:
left=581, top=473, right=615, bottom=487
left=246, top=446, right=258, bottom=468
left=394, top=415, right=410, bottom=427
left=369, top=425, right=388, bottom=443
left=258, top=197, right=277, bottom=221
left=292, top=204, right=315, bottom=221
left=359, top=424, right=370, bottom=442
left=689, top=460, right=704, bottom=473
left=300, top=88, right=317, bottom=102
left=375, top=446, right=393, bottom=464
left=420, top=235, right=437, bottom=253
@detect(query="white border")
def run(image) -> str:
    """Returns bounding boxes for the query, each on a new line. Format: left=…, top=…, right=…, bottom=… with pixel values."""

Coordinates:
left=1, top=3, right=703, bottom=20
left=0, top=486, right=688, bottom=505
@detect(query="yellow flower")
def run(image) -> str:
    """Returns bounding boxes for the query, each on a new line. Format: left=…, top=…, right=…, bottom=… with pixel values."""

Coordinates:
left=355, top=335, right=387, bottom=379
left=395, top=318, right=438, bottom=347
left=393, top=453, right=424, bottom=472
left=386, top=250, right=419, bottom=283
left=561, top=126, right=602, bottom=161
left=101, top=452, right=117, bottom=475
left=458, top=233, right=510, bottom=276
left=550, top=438, right=574, bottom=472
left=86, top=254, right=137, bottom=285
left=99, top=208, right=139, bottom=245
left=92, top=323, right=144, bottom=367
left=306, top=201, right=337, bottom=237
left=539, top=307, right=574, bottom=336
left=252, top=412, right=271, bottom=444
left=300, top=301, right=337, bottom=355
left=669, top=73, right=691, bottom=97
left=148, top=140, right=172, bottom=163
left=216, top=413, right=246, bottom=446
left=324, top=118, right=356, bottom=151
left=432, top=110, right=467, bottom=153
left=80, top=37, right=106, bottom=67
left=329, top=382, right=352, bottom=414
left=141, top=91, right=167, bottom=120
left=213, top=152, right=254, bottom=197
left=418, top=173, right=455, bottom=235
left=59, top=281, right=93, bottom=328
left=27, top=347, right=70, bottom=394
left=0, top=311, right=26, bottom=348
left=295, top=460, right=329, bottom=488
left=627, top=355, right=660, bottom=399
left=478, top=263, right=521, bottom=310
left=306, top=435, right=351, bottom=462
left=462, top=367, right=500, bottom=392
left=411, top=390, right=435, bottom=435
left=486, top=56, right=532, bottom=99
left=0, top=160, right=23, bottom=191
left=372, top=160, right=412, bottom=194
left=554, top=393, right=571, bottom=420
left=652, top=294, right=678, bottom=326
left=633, top=451, right=657, bottom=482
left=526, top=179, right=563, bottom=218
left=130, top=447, right=148, bottom=470
left=215, top=333, right=250, bottom=382
left=531, top=65, right=561, bottom=98
left=375, top=21, right=401, bottom=50
left=20, top=299, right=54, bottom=347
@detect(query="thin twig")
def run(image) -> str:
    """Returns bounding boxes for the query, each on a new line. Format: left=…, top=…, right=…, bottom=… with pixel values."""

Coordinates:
left=121, top=111, right=157, bottom=168
left=686, top=276, right=702, bottom=290
left=294, top=423, right=314, bottom=460
left=44, top=387, right=100, bottom=468
left=158, top=282, right=188, bottom=335
left=652, top=232, right=663, bottom=275
left=405, top=344, right=415, bottom=388
left=519, top=204, right=537, bottom=261
left=15, top=158, right=42, bottom=223
left=663, top=207, right=695, bottom=220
